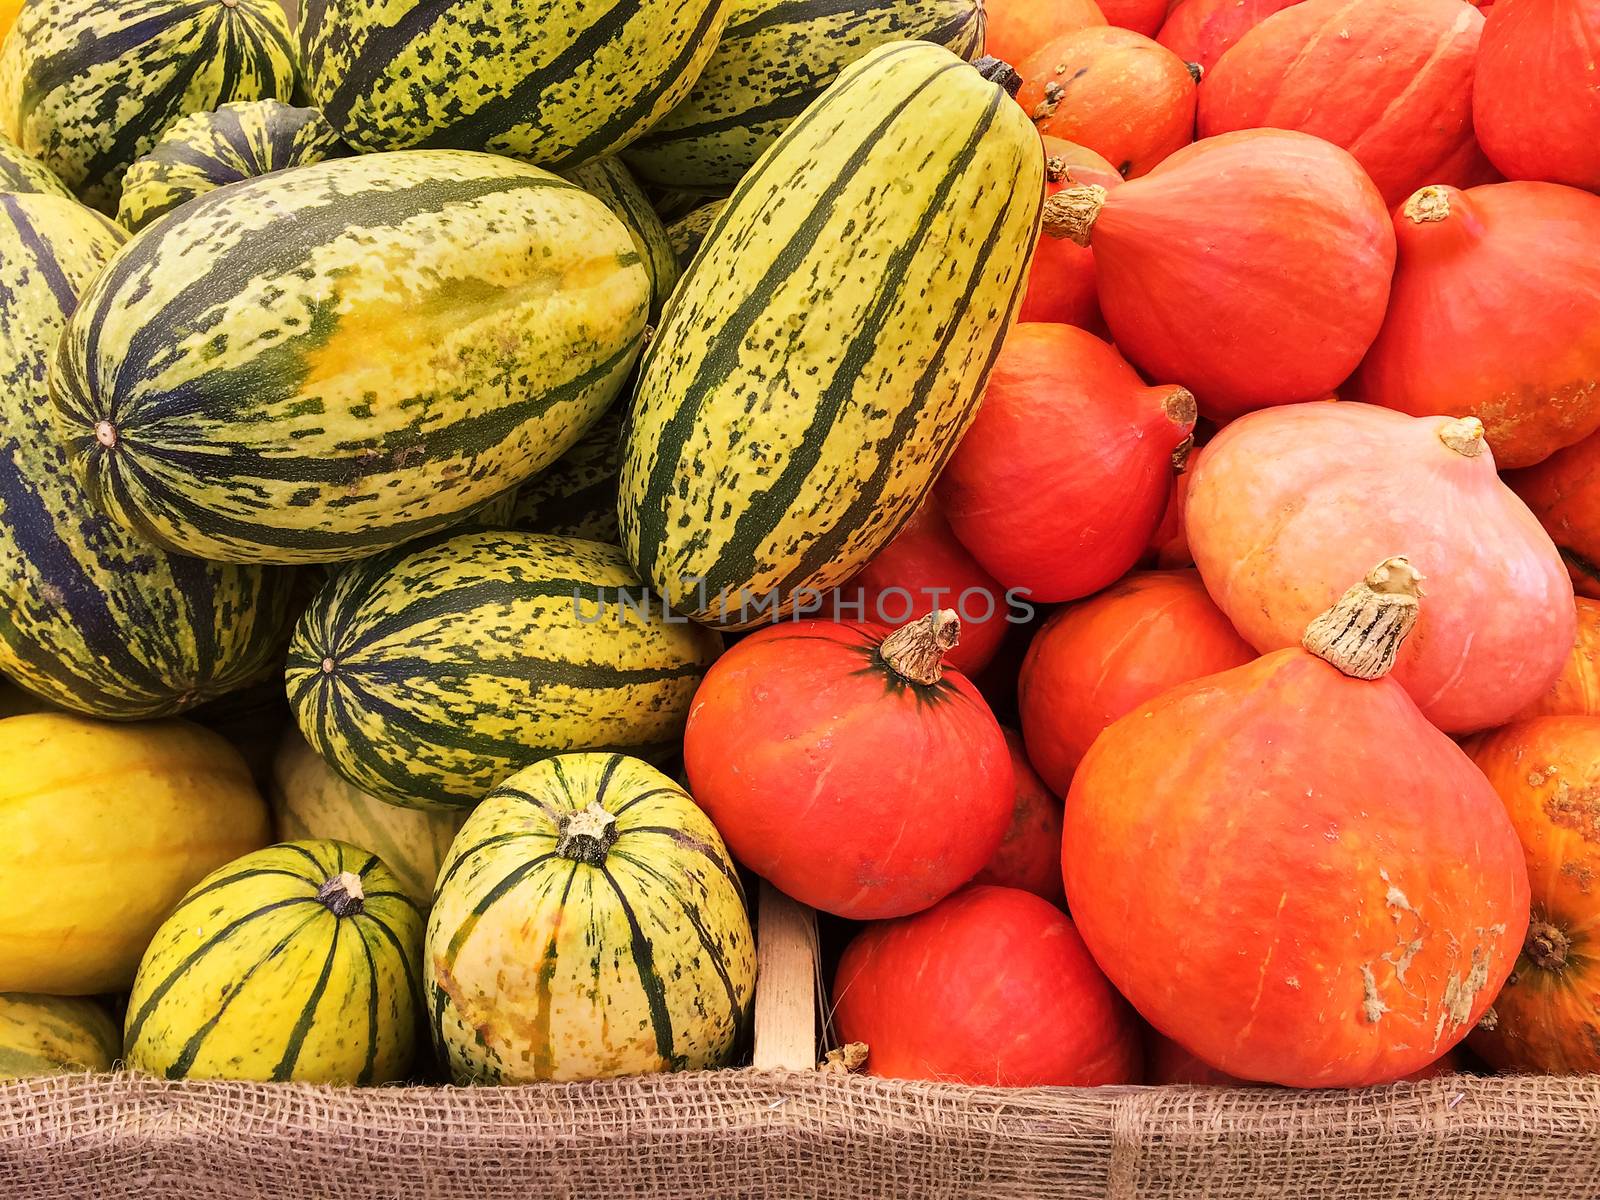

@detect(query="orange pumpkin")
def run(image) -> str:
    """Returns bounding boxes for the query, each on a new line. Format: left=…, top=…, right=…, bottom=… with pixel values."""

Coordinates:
left=984, top=0, right=1107, bottom=67
left=1514, top=599, right=1600, bottom=721
left=1145, top=1031, right=1467, bottom=1084
left=971, top=730, right=1066, bottom=904
left=1157, top=0, right=1303, bottom=73
left=1016, top=138, right=1123, bottom=330
left=1017, top=26, right=1198, bottom=179
left=1506, top=428, right=1600, bottom=598
left=1468, top=717, right=1600, bottom=1074
left=1064, top=560, right=1530, bottom=1086
left=1099, top=0, right=1172, bottom=33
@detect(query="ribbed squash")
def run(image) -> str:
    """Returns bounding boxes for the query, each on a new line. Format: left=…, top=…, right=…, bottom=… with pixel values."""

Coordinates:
left=428, top=753, right=755, bottom=1083
left=665, top=199, right=725, bottom=272
left=300, top=0, right=730, bottom=167
left=52, top=150, right=649, bottom=566
left=620, top=43, right=1044, bottom=627
left=117, top=100, right=348, bottom=232
left=0, top=0, right=298, bottom=212
left=509, top=405, right=623, bottom=544
left=0, top=714, right=271, bottom=994
left=286, top=531, right=721, bottom=811
left=1, top=192, right=292, bottom=717
left=0, top=995, right=119, bottom=1077
left=623, top=0, right=986, bottom=189
left=124, top=840, right=423, bottom=1083
left=0, top=128, right=67, bottom=197
left=560, top=157, right=678, bottom=321
left=271, top=732, right=467, bottom=908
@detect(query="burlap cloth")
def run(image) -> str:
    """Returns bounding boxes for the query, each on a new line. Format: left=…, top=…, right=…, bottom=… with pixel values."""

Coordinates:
left=0, top=1069, right=1594, bottom=1198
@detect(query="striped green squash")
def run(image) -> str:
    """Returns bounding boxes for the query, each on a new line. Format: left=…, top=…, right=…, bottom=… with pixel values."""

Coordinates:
left=509, top=404, right=623, bottom=544
left=118, top=100, right=348, bottom=232
left=665, top=199, right=725, bottom=273
left=0, top=192, right=293, bottom=718
left=648, top=185, right=718, bottom=221
left=300, top=0, right=731, bottom=168
left=0, top=0, right=299, bottom=212
left=626, top=0, right=986, bottom=189
left=561, top=157, right=678, bottom=321
left=271, top=731, right=467, bottom=907
left=620, top=43, right=1042, bottom=628
left=52, top=150, right=649, bottom=566
left=0, top=128, right=68, bottom=197
left=124, top=839, right=423, bottom=1084
left=428, top=753, right=754, bottom=1082
left=285, top=531, right=722, bottom=812
left=0, top=994, right=119, bottom=1077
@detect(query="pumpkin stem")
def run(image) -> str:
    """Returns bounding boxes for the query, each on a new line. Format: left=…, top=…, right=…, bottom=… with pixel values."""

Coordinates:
left=1185, top=61, right=1204, bottom=84
left=1163, top=387, right=1197, bottom=431
left=1045, top=153, right=1070, bottom=185
left=1526, top=920, right=1571, bottom=971
left=316, top=871, right=366, bottom=917
left=1437, top=416, right=1486, bottom=458
left=1301, top=557, right=1425, bottom=680
left=973, top=56, right=1024, bottom=98
left=1040, top=185, right=1107, bottom=247
left=1403, top=186, right=1452, bottom=224
left=880, top=610, right=961, bottom=686
left=1172, top=434, right=1195, bottom=473
left=556, top=801, right=620, bottom=866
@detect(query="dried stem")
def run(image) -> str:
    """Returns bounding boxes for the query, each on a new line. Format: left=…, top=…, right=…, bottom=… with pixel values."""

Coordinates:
left=1301, top=557, right=1425, bottom=680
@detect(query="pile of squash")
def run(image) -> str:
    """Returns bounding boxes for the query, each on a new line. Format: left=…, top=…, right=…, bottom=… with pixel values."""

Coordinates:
left=0, top=0, right=1596, bottom=1092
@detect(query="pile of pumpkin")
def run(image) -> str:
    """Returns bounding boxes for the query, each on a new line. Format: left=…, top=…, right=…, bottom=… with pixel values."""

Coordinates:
left=0, top=0, right=1597, bottom=1093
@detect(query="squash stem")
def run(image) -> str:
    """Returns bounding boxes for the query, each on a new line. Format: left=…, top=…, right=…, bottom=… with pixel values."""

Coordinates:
left=879, top=610, right=960, bottom=686
left=1301, top=557, right=1425, bottom=680
left=315, top=871, right=366, bottom=918
left=557, top=802, right=620, bottom=866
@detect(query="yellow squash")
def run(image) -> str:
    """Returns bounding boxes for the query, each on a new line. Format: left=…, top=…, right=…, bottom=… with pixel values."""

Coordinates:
left=0, top=994, right=119, bottom=1077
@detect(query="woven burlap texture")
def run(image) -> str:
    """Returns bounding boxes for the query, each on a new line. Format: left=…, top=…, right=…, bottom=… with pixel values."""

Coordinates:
left=1, top=1069, right=1596, bottom=1199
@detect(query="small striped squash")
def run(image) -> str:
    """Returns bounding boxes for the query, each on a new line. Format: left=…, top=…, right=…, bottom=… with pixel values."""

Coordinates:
left=648, top=185, right=715, bottom=222
left=620, top=43, right=1043, bottom=627
left=0, top=994, right=119, bottom=1077
left=665, top=200, right=725, bottom=273
left=286, top=531, right=722, bottom=811
left=0, top=713, right=271, bottom=994
left=300, top=0, right=730, bottom=168
left=509, top=405, right=623, bottom=544
left=625, top=0, right=987, bottom=189
left=125, top=840, right=423, bottom=1083
left=0, top=192, right=293, bottom=717
left=52, top=150, right=649, bottom=566
left=0, top=0, right=299, bottom=212
left=561, top=157, right=679, bottom=321
left=271, top=731, right=467, bottom=907
left=118, top=100, right=348, bottom=232
left=0, top=127, right=67, bottom=196
left=428, top=753, right=755, bottom=1082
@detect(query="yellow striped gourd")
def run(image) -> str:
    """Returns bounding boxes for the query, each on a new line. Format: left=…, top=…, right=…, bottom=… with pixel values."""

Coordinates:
left=619, top=42, right=1043, bottom=627
left=665, top=199, right=725, bottom=273
left=124, top=840, right=423, bottom=1083
left=428, top=753, right=755, bottom=1082
left=508, top=405, right=623, bottom=544
left=0, top=127, right=68, bottom=196
left=0, top=994, right=119, bottom=1077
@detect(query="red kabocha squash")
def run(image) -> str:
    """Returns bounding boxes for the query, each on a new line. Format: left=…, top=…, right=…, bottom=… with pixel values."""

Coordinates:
left=1142, top=465, right=1194, bottom=568
left=1018, top=26, right=1198, bottom=179
left=1017, top=569, right=1255, bottom=795
left=1016, top=138, right=1122, bottom=330
left=1147, top=1032, right=1466, bottom=1084
left=1098, top=0, right=1171, bottom=33
left=1157, top=0, right=1303, bottom=74
left=1064, top=562, right=1531, bottom=1087
left=984, top=0, right=1107, bottom=66
left=1468, top=717, right=1600, bottom=1074
left=971, top=729, right=1065, bottom=904
left=833, top=885, right=1141, bottom=1086
left=1473, top=0, right=1600, bottom=192
left=1187, top=404, right=1575, bottom=733
left=1347, top=183, right=1600, bottom=470
left=1197, top=0, right=1491, bottom=208
left=1041, top=130, right=1395, bottom=422
left=937, top=324, right=1196, bottom=604
left=1513, top=599, right=1600, bottom=720
left=839, top=497, right=1007, bottom=677
left=682, top=613, right=1012, bottom=920
left=1506, top=428, right=1600, bottom=597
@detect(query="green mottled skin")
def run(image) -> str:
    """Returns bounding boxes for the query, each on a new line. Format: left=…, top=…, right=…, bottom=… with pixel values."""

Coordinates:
left=510, top=405, right=623, bottom=544
left=561, top=157, right=679, bottom=321
left=0, top=994, right=119, bottom=1077
left=665, top=200, right=726, bottom=274
left=0, top=128, right=69, bottom=198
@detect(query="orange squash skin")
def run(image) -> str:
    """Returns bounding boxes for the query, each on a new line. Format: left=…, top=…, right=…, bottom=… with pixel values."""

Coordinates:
left=1468, top=717, right=1600, bottom=1074
left=1514, top=599, right=1600, bottom=720
left=1017, top=568, right=1255, bottom=795
left=1017, top=138, right=1122, bottom=330
left=1187, top=404, right=1575, bottom=733
left=1018, top=26, right=1198, bottom=179
left=1146, top=1032, right=1467, bottom=1084
left=1063, top=647, right=1530, bottom=1088
left=1198, top=0, right=1491, bottom=208
left=1473, top=0, right=1600, bottom=192
left=1099, top=0, right=1171, bottom=33
left=833, top=885, right=1142, bottom=1086
left=984, top=0, right=1107, bottom=67
left=1348, top=183, right=1600, bottom=470
left=1506, top=429, right=1600, bottom=598
left=1157, top=0, right=1303, bottom=73
left=972, top=730, right=1066, bottom=904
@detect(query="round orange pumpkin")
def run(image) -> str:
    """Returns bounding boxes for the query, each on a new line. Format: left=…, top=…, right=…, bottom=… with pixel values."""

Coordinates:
left=1017, top=569, right=1255, bottom=796
left=1157, top=0, right=1303, bottom=73
left=1468, top=717, right=1600, bottom=1074
left=1064, top=561, right=1531, bottom=1087
left=971, top=729, right=1065, bottom=904
left=1016, top=138, right=1122, bottom=330
left=1146, top=1032, right=1467, bottom=1084
left=833, top=885, right=1142, bottom=1086
left=984, top=0, right=1108, bottom=66
left=1514, top=599, right=1600, bottom=721
left=1506, top=428, right=1600, bottom=598
left=1099, top=0, right=1173, bottom=33
left=1347, top=183, right=1600, bottom=470
left=1017, top=26, right=1198, bottom=179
